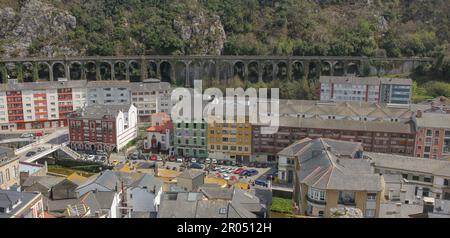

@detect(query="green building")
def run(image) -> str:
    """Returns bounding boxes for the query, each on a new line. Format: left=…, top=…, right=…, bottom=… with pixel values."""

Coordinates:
left=174, top=120, right=208, bottom=159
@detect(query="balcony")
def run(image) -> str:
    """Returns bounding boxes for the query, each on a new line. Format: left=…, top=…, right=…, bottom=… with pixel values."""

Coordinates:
left=306, top=196, right=327, bottom=205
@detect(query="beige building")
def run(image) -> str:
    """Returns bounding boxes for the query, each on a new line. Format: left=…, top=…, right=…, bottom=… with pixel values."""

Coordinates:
left=288, top=138, right=384, bottom=217
left=0, top=147, right=20, bottom=190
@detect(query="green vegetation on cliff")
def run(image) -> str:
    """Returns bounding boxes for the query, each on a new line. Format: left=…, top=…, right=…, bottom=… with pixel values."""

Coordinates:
left=2, top=0, right=447, bottom=58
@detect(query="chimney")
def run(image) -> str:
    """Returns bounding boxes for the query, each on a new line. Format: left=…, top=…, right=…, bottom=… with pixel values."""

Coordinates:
left=416, top=110, right=422, bottom=118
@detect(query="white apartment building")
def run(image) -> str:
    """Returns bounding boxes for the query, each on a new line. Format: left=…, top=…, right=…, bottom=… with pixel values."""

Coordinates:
left=86, top=81, right=131, bottom=105
left=0, top=80, right=87, bottom=131
left=320, top=76, right=412, bottom=104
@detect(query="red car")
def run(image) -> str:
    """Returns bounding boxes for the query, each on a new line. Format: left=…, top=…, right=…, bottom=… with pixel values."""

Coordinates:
left=149, top=154, right=158, bottom=161
left=233, top=168, right=244, bottom=174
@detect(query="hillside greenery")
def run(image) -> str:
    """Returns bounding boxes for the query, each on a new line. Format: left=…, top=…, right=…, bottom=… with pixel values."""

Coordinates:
left=31, top=0, right=449, bottom=58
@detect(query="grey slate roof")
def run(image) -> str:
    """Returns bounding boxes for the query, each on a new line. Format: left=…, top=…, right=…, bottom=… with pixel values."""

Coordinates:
left=365, top=152, right=450, bottom=177
left=129, top=174, right=163, bottom=192
left=0, top=80, right=88, bottom=91
left=23, top=176, right=65, bottom=189
left=199, top=186, right=234, bottom=200
left=276, top=99, right=415, bottom=119
left=157, top=191, right=258, bottom=218
left=416, top=113, right=450, bottom=129
left=178, top=170, right=204, bottom=180
left=0, top=189, right=41, bottom=218
left=78, top=170, right=119, bottom=191
left=71, top=190, right=117, bottom=217
left=278, top=138, right=362, bottom=158
left=268, top=116, right=415, bottom=134
left=69, top=104, right=133, bottom=120
left=232, top=188, right=266, bottom=214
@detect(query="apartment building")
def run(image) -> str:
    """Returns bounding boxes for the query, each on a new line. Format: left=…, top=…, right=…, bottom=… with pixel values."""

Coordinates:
left=277, top=138, right=363, bottom=184
left=414, top=112, right=450, bottom=160
left=290, top=138, right=384, bottom=218
left=0, top=80, right=87, bottom=131
left=0, top=189, right=44, bottom=218
left=208, top=120, right=252, bottom=163
left=253, top=100, right=416, bottom=163
left=0, top=147, right=19, bottom=190
left=173, top=120, right=208, bottom=159
left=68, top=104, right=138, bottom=153
left=365, top=152, right=450, bottom=202
left=86, top=80, right=171, bottom=123
left=320, top=76, right=412, bottom=104
left=129, top=80, right=171, bottom=122
left=86, top=81, right=131, bottom=105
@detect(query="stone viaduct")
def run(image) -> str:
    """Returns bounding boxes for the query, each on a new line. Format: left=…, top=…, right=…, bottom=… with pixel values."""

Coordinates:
left=0, top=55, right=435, bottom=86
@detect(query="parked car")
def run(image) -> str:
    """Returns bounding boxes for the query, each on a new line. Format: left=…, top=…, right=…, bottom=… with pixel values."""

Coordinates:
left=25, top=151, right=36, bottom=157
left=86, top=155, right=95, bottom=161
left=255, top=179, right=269, bottom=187
left=246, top=169, right=259, bottom=176
left=190, top=163, right=203, bottom=169
left=149, top=154, right=158, bottom=161
left=176, top=158, right=183, bottom=163
left=233, top=168, right=244, bottom=174
left=111, top=160, right=119, bottom=166
left=223, top=174, right=230, bottom=180
left=191, top=158, right=197, bottom=163
left=205, top=158, right=211, bottom=164
left=169, top=156, right=176, bottom=162
left=20, top=133, right=34, bottom=138
left=212, top=159, right=217, bottom=164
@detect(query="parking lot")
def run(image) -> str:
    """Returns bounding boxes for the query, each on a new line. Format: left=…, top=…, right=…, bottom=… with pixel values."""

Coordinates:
left=152, top=159, right=275, bottom=186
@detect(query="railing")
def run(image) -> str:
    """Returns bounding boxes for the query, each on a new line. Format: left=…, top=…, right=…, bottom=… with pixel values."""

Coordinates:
left=306, top=196, right=327, bottom=205
left=23, top=142, right=69, bottom=163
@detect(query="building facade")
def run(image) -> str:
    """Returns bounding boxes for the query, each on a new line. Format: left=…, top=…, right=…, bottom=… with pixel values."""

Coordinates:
left=253, top=100, right=417, bottom=163
left=173, top=120, right=208, bottom=159
left=145, top=113, right=173, bottom=153
left=129, top=80, right=171, bottom=122
left=414, top=112, right=450, bottom=160
left=208, top=120, right=252, bottom=163
left=86, top=81, right=130, bottom=105
left=290, top=138, right=383, bottom=218
left=0, top=147, right=19, bottom=190
left=0, top=80, right=87, bottom=131
left=68, top=104, right=138, bottom=153
left=320, top=76, right=412, bottom=104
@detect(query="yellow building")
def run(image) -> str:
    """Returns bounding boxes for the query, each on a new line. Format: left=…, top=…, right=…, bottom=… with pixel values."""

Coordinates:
left=0, top=147, right=20, bottom=190
left=208, top=120, right=252, bottom=163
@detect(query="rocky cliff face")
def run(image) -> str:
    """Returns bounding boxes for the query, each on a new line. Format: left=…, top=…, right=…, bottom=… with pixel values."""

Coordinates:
left=174, top=11, right=226, bottom=55
left=0, top=0, right=77, bottom=57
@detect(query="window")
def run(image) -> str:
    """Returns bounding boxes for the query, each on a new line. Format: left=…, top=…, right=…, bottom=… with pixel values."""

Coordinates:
left=338, top=191, right=355, bottom=205
left=5, top=168, right=10, bottom=181
left=318, top=211, right=324, bottom=217
left=367, top=193, right=377, bottom=201
left=424, top=177, right=432, bottom=183
left=426, top=130, right=432, bottom=137
left=365, top=209, right=375, bottom=218
left=307, top=187, right=326, bottom=201
left=412, top=176, right=419, bottom=181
